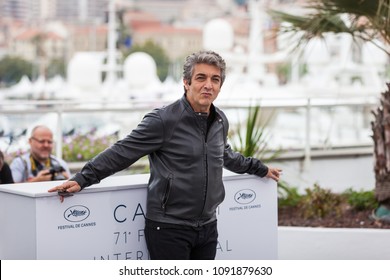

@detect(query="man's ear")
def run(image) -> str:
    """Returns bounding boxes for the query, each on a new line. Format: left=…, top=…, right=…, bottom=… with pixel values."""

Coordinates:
left=183, top=79, right=190, bottom=90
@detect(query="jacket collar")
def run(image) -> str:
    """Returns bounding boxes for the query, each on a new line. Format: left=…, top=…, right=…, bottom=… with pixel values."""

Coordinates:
left=181, top=94, right=217, bottom=116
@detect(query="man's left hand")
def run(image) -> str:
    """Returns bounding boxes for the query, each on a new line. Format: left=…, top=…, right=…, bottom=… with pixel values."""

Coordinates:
left=266, top=167, right=282, bottom=182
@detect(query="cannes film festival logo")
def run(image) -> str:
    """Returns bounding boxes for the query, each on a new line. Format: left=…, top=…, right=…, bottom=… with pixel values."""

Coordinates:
left=64, top=205, right=90, bottom=222
left=234, top=189, right=256, bottom=204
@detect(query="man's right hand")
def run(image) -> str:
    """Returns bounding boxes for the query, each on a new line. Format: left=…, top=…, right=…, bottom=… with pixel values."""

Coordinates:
left=28, top=169, right=52, bottom=182
left=48, top=181, right=81, bottom=203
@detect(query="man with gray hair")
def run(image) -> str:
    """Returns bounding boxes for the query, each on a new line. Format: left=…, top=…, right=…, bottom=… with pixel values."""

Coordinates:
left=11, top=125, right=70, bottom=183
left=49, top=50, right=281, bottom=260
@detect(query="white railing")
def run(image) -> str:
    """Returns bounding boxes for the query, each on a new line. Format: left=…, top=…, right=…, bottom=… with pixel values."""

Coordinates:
left=0, top=94, right=380, bottom=168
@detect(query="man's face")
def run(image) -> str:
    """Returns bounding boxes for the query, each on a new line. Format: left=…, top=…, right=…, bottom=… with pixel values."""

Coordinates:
left=29, top=128, right=54, bottom=162
left=184, top=63, right=222, bottom=113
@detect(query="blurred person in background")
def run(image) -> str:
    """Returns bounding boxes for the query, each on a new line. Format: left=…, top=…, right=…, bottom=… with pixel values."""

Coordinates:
left=10, top=125, right=70, bottom=183
left=0, top=150, right=14, bottom=184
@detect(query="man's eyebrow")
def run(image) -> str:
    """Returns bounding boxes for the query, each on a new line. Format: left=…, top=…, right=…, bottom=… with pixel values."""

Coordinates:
left=194, top=73, right=221, bottom=79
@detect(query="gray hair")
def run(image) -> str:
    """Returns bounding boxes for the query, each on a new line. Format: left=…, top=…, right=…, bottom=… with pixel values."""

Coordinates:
left=183, top=50, right=226, bottom=88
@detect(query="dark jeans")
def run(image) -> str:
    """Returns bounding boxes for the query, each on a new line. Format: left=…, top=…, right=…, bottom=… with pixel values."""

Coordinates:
left=144, top=219, right=218, bottom=260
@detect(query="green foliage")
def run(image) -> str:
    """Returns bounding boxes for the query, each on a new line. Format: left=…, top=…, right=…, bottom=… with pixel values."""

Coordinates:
left=123, top=40, right=170, bottom=82
left=277, top=180, right=302, bottom=208
left=62, top=134, right=118, bottom=162
left=0, top=56, right=33, bottom=86
left=230, top=105, right=282, bottom=161
left=299, top=184, right=344, bottom=219
left=343, top=188, right=378, bottom=211
left=278, top=183, right=378, bottom=219
left=46, top=59, right=66, bottom=79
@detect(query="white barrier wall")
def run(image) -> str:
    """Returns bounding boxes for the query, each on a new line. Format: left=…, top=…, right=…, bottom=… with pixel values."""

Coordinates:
left=278, top=226, right=390, bottom=260
left=0, top=171, right=277, bottom=260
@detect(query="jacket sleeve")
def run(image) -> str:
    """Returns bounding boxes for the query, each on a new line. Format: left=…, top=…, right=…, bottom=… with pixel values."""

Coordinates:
left=219, top=111, right=268, bottom=177
left=72, top=110, right=165, bottom=189
left=223, top=143, right=269, bottom=177
left=10, top=156, right=27, bottom=183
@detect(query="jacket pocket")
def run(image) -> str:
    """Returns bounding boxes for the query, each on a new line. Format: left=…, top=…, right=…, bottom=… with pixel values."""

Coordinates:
left=161, top=174, right=173, bottom=212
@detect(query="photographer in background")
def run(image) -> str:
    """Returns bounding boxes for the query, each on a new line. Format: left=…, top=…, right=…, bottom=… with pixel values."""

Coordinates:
left=10, top=125, right=70, bottom=183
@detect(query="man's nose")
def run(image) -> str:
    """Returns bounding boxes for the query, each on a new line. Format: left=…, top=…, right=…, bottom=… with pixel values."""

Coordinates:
left=204, top=79, right=212, bottom=89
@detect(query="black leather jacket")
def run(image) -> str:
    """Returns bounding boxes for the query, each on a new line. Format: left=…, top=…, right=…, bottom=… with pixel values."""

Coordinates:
left=72, top=95, right=269, bottom=226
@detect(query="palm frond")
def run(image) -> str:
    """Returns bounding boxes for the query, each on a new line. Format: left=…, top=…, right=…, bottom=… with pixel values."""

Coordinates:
left=269, top=0, right=390, bottom=54
left=230, top=105, right=282, bottom=162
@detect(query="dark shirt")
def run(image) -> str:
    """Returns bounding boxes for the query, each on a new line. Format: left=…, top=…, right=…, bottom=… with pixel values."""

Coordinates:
left=0, top=162, right=14, bottom=184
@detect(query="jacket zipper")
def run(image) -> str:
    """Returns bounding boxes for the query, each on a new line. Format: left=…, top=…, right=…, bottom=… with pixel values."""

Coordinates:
left=198, top=118, right=209, bottom=225
left=198, top=116, right=223, bottom=225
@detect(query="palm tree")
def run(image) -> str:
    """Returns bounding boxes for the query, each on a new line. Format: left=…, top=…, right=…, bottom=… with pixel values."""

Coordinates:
left=269, top=0, right=390, bottom=221
left=371, top=83, right=390, bottom=219
left=269, top=0, right=390, bottom=54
